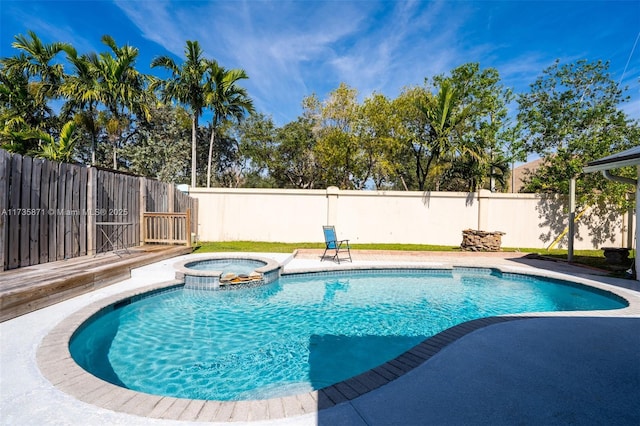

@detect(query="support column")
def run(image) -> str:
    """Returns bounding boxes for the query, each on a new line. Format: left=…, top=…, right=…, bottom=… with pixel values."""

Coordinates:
left=477, top=189, right=491, bottom=231
left=326, top=186, right=339, bottom=226
left=633, top=165, right=640, bottom=281
left=568, top=178, right=575, bottom=262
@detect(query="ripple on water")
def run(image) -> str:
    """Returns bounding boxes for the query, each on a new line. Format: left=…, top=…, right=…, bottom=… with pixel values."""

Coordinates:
left=70, top=270, right=626, bottom=400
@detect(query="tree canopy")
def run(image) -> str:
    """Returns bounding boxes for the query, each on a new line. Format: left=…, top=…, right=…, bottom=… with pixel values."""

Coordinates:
left=1, top=30, right=637, bottom=207
left=518, top=59, right=638, bottom=211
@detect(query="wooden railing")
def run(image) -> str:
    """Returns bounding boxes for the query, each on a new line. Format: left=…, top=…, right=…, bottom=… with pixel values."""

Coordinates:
left=142, top=209, right=191, bottom=247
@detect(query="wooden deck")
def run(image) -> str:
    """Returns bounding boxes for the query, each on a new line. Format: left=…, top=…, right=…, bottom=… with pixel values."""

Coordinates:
left=0, top=245, right=192, bottom=322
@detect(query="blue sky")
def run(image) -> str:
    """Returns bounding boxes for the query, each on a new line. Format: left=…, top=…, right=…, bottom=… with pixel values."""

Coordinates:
left=1, top=0, right=639, bottom=125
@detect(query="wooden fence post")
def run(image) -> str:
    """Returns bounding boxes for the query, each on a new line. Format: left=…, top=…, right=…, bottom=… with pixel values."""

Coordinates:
left=0, top=150, right=9, bottom=271
left=168, top=184, right=175, bottom=243
left=20, top=155, right=32, bottom=266
left=168, top=184, right=175, bottom=213
left=185, top=208, right=191, bottom=247
left=87, top=167, right=97, bottom=256
left=9, top=153, right=23, bottom=269
left=39, top=159, right=50, bottom=263
left=29, top=157, right=42, bottom=265
left=140, top=177, right=146, bottom=246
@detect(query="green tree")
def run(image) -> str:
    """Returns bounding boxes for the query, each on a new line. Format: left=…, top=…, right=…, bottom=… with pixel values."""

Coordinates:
left=201, top=124, right=246, bottom=188
left=0, top=31, right=70, bottom=153
left=235, top=112, right=277, bottom=185
left=29, top=121, right=78, bottom=162
left=93, top=35, right=151, bottom=169
left=0, top=68, right=40, bottom=152
left=274, top=117, right=323, bottom=188
left=390, top=86, right=429, bottom=190
left=204, top=61, right=254, bottom=187
left=518, top=59, right=639, bottom=246
left=3, top=31, right=69, bottom=116
left=59, top=48, right=102, bottom=164
left=433, top=63, right=514, bottom=192
left=308, top=83, right=361, bottom=188
left=518, top=59, right=638, bottom=206
left=236, top=112, right=324, bottom=189
left=151, top=40, right=208, bottom=187
left=397, top=81, right=471, bottom=191
left=357, top=92, right=405, bottom=189
left=121, top=103, right=191, bottom=183
left=422, top=80, right=473, bottom=189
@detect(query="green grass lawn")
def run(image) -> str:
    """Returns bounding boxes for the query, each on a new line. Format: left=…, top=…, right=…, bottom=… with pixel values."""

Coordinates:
left=194, top=241, right=635, bottom=277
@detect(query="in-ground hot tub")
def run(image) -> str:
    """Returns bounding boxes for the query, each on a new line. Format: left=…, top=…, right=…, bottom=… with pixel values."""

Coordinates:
left=174, top=255, right=281, bottom=290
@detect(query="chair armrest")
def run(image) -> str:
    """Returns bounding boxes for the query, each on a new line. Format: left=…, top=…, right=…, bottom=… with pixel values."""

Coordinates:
left=325, top=239, right=350, bottom=247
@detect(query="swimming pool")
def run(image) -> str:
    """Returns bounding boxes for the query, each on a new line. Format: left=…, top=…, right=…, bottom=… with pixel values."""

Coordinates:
left=186, top=258, right=267, bottom=274
left=69, top=267, right=627, bottom=401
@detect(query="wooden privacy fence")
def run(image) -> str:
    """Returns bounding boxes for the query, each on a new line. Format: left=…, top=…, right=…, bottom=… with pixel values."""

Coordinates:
left=0, top=149, right=198, bottom=271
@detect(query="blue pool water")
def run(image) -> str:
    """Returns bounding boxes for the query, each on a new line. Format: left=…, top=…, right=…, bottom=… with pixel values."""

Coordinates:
left=185, top=258, right=267, bottom=275
left=70, top=269, right=626, bottom=401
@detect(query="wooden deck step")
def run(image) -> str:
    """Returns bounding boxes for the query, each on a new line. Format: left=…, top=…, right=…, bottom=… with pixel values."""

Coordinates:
left=0, top=245, right=192, bottom=322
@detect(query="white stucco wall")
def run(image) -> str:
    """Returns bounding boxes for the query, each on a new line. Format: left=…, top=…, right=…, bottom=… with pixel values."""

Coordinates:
left=192, top=188, right=327, bottom=242
left=189, top=187, right=631, bottom=250
left=332, top=191, right=478, bottom=245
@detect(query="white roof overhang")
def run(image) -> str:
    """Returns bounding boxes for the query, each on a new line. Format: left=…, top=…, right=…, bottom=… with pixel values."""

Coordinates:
left=583, top=146, right=640, bottom=173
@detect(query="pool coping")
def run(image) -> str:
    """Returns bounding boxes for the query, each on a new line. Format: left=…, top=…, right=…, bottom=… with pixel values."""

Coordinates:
left=36, top=264, right=640, bottom=423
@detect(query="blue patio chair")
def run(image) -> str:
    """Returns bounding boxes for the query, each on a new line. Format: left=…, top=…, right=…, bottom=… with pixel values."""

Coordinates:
left=321, top=225, right=352, bottom=264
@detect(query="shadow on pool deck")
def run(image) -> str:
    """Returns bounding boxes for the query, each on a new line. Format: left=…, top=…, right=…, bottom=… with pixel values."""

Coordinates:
left=316, top=316, right=640, bottom=426
left=286, top=251, right=640, bottom=425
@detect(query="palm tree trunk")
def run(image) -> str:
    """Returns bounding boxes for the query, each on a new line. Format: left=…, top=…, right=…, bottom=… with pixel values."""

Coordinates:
left=191, top=116, right=198, bottom=187
left=399, top=174, right=409, bottom=191
left=91, top=136, right=96, bottom=166
left=90, top=103, right=97, bottom=166
left=206, top=125, right=216, bottom=188
left=112, top=132, right=118, bottom=169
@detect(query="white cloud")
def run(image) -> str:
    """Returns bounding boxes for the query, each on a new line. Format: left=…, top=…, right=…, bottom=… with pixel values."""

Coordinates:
left=116, top=0, right=377, bottom=122
left=622, top=98, right=640, bottom=121
left=114, top=0, right=192, bottom=57
left=114, top=0, right=488, bottom=121
left=2, top=4, right=98, bottom=57
left=113, top=0, right=640, bottom=124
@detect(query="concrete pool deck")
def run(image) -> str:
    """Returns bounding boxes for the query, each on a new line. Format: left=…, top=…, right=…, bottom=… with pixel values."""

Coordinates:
left=1, top=250, right=639, bottom=425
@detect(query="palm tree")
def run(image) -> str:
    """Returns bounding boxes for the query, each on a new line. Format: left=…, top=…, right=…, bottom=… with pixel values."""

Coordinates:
left=93, top=35, right=151, bottom=169
left=5, top=31, right=70, bottom=108
left=0, top=67, right=43, bottom=152
left=1, top=31, right=70, bottom=141
left=59, top=48, right=102, bottom=164
left=414, top=80, right=471, bottom=191
left=151, top=40, right=208, bottom=187
left=204, top=60, right=254, bottom=187
left=30, top=121, right=78, bottom=162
